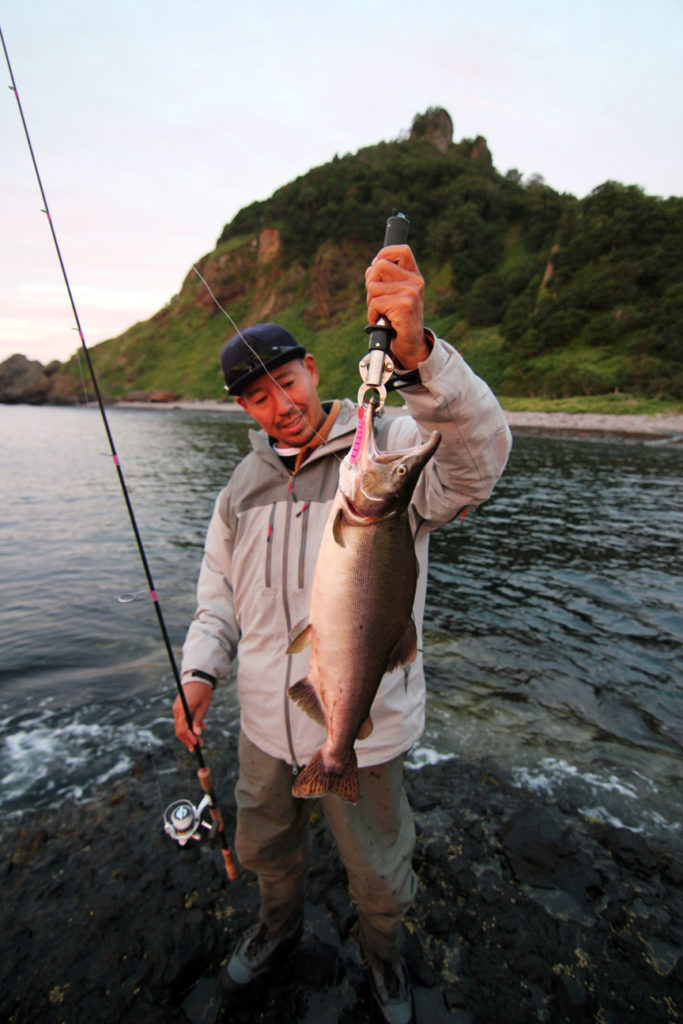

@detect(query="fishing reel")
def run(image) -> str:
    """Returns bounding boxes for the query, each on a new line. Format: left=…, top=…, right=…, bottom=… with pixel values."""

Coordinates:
left=163, top=795, right=218, bottom=847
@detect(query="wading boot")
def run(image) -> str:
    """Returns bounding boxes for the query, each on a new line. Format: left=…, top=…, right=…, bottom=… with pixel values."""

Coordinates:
left=220, top=916, right=303, bottom=998
left=368, top=958, right=416, bottom=1024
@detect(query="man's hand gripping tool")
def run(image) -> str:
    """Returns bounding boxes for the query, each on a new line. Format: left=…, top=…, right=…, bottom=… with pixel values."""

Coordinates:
left=358, top=211, right=411, bottom=410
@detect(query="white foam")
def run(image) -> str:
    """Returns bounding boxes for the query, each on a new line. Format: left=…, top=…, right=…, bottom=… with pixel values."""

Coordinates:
left=406, top=745, right=457, bottom=770
left=511, top=756, right=681, bottom=841
left=0, top=715, right=165, bottom=807
left=512, top=757, right=643, bottom=800
left=95, top=755, right=134, bottom=786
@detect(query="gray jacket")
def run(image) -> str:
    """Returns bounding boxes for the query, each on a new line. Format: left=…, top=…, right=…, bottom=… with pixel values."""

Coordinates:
left=181, top=334, right=512, bottom=768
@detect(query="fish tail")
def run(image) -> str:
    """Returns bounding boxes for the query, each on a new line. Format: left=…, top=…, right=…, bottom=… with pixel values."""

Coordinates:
left=292, top=749, right=359, bottom=804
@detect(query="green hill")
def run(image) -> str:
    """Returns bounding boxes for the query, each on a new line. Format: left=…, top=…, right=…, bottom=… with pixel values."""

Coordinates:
left=56, top=108, right=683, bottom=407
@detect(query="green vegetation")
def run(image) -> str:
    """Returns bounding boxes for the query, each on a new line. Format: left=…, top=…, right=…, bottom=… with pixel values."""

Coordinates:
left=66, top=108, right=682, bottom=406
left=498, top=393, right=683, bottom=416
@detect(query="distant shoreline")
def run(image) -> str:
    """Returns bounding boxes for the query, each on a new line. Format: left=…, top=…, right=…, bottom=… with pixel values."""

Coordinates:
left=503, top=409, right=683, bottom=438
left=111, top=399, right=683, bottom=439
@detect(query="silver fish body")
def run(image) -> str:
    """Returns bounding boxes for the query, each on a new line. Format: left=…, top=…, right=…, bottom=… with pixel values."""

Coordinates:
left=287, top=404, right=441, bottom=803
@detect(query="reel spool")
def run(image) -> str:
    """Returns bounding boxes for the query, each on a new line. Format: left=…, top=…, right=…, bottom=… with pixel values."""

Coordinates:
left=163, top=795, right=215, bottom=847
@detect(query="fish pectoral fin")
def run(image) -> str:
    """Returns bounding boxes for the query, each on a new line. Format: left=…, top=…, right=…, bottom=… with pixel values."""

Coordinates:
left=385, top=618, right=418, bottom=672
left=288, top=678, right=327, bottom=727
left=332, top=508, right=346, bottom=548
left=286, top=622, right=313, bottom=655
left=356, top=715, right=373, bottom=740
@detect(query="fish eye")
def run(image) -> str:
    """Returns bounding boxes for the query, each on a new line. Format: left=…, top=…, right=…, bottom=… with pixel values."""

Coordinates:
left=396, top=464, right=407, bottom=476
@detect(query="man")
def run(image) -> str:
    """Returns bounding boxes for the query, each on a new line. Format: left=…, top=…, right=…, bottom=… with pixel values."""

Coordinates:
left=174, top=244, right=511, bottom=1023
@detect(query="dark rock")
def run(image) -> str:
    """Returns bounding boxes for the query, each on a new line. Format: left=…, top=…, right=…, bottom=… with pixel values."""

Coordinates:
left=1, top=754, right=681, bottom=1023
left=665, top=858, right=683, bottom=885
left=516, top=952, right=552, bottom=987
left=465, top=820, right=485, bottom=843
left=595, top=823, right=659, bottom=877
left=0, top=353, right=51, bottom=403
left=409, top=107, right=454, bottom=152
left=295, top=940, right=340, bottom=990
left=426, top=903, right=453, bottom=937
left=603, top=900, right=629, bottom=928
left=502, top=804, right=602, bottom=902
left=182, top=976, right=221, bottom=1024
left=149, top=390, right=180, bottom=402
left=324, top=885, right=356, bottom=939
left=444, top=982, right=467, bottom=1009
left=424, top=836, right=451, bottom=867
left=551, top=972, right=598, bottom=1021
left=476, top=867, right=506, bottom=905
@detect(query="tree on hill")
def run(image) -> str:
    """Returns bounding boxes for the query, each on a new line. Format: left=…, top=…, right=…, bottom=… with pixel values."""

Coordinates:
left=21, top=108, right=680, bottom=405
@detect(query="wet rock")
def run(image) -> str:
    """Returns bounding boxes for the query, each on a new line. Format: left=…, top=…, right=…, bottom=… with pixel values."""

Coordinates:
left=594, top=822, right=659, bottom=877
left=552, top=972, right=598, bottom=1020
left=182, top=976, right=221, bottom=1024
left=323, top=885, right=356, bottom=939
left=1, top=755, right=681, bottom=1022
left=502, top=804, right=602, bottom=902
left=295, top=940, right=340, bottom=990
left=425, top=903, right=453, bottom=937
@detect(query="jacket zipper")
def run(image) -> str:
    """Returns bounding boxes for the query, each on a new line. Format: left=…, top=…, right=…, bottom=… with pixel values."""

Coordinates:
left=265, top=501, right=276, bottom=588
left=281, top=477, right=300, bottom=773
left=296, top=501, right=310, bottom=588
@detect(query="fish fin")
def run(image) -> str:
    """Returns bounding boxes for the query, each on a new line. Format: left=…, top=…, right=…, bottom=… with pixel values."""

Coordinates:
left=292, top=749, right=359, bottom=804
left=286, top=622, right=313, bottom=655
left=288, top=678, right=327, bottom=727
left=357, top=715, right=373, bottom=740
left=385, top=618, right=418, bottom=672
left=332, top=508, right=345, bottom=547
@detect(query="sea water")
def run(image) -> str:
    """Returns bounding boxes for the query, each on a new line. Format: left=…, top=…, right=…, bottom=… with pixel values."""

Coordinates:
left=1, top=405, right=681, bottom=852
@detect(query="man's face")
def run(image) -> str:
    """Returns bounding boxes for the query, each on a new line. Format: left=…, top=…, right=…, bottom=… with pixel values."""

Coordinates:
left=236, top=354, right=327, bottom=447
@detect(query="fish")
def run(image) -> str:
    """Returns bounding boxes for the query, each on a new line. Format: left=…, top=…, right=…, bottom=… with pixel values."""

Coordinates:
left=286, top=401, right=441, bottom=803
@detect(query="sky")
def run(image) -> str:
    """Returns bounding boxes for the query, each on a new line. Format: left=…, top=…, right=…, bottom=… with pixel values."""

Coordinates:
left=1, top=0, right=681, bottom=365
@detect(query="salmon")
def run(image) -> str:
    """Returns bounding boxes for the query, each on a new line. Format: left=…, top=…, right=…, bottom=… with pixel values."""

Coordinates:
left=286, top=402, right=441, bottom=803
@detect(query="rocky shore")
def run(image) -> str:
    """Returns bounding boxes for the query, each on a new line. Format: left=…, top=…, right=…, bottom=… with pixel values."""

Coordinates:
left=2, top=350, right=682, bottom=439
left=503, top=410, right=683, bottom=440
left=112, top=399, right=683, bottom=441
left=2, top=740, right=681, bottom=1024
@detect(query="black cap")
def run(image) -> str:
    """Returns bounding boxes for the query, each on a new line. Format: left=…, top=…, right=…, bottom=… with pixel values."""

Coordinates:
left=220, top=323, right=306, bottom=396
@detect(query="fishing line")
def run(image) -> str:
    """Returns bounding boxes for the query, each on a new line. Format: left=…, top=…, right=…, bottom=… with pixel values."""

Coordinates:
left=2, top=24, right=238, bottom=882
left=192, top=264, right=347, bottom=464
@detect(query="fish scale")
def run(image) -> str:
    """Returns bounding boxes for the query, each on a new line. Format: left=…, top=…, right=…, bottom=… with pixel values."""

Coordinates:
left=286, top=403, right=441, bottom=803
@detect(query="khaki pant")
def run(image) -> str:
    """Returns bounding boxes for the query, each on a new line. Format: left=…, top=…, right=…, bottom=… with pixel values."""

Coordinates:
left=235, top=730, right=417, bottom=969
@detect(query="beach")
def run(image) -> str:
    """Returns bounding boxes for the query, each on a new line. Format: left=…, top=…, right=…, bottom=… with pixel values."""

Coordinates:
left=503, top=410, right=683, bottom=439
left=118, top=399, right=683, bottom=441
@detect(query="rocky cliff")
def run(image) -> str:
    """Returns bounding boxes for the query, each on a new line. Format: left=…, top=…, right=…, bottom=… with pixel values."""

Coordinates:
left=0, top=353, right=81, bottom=404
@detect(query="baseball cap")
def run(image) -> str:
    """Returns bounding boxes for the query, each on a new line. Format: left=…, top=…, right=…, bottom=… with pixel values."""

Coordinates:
left=221, top=323, right=306, bottom=396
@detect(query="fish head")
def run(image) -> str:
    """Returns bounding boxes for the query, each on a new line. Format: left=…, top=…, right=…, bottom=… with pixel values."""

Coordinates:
left=339, top=403, right=441, bottom=521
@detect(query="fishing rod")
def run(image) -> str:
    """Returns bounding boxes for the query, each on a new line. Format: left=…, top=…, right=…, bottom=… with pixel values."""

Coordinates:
left=1, top=24, right=238, bottom=882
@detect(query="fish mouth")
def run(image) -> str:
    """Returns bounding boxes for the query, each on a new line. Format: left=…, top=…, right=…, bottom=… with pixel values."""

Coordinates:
left=339, top=491, right=384, bottom=525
